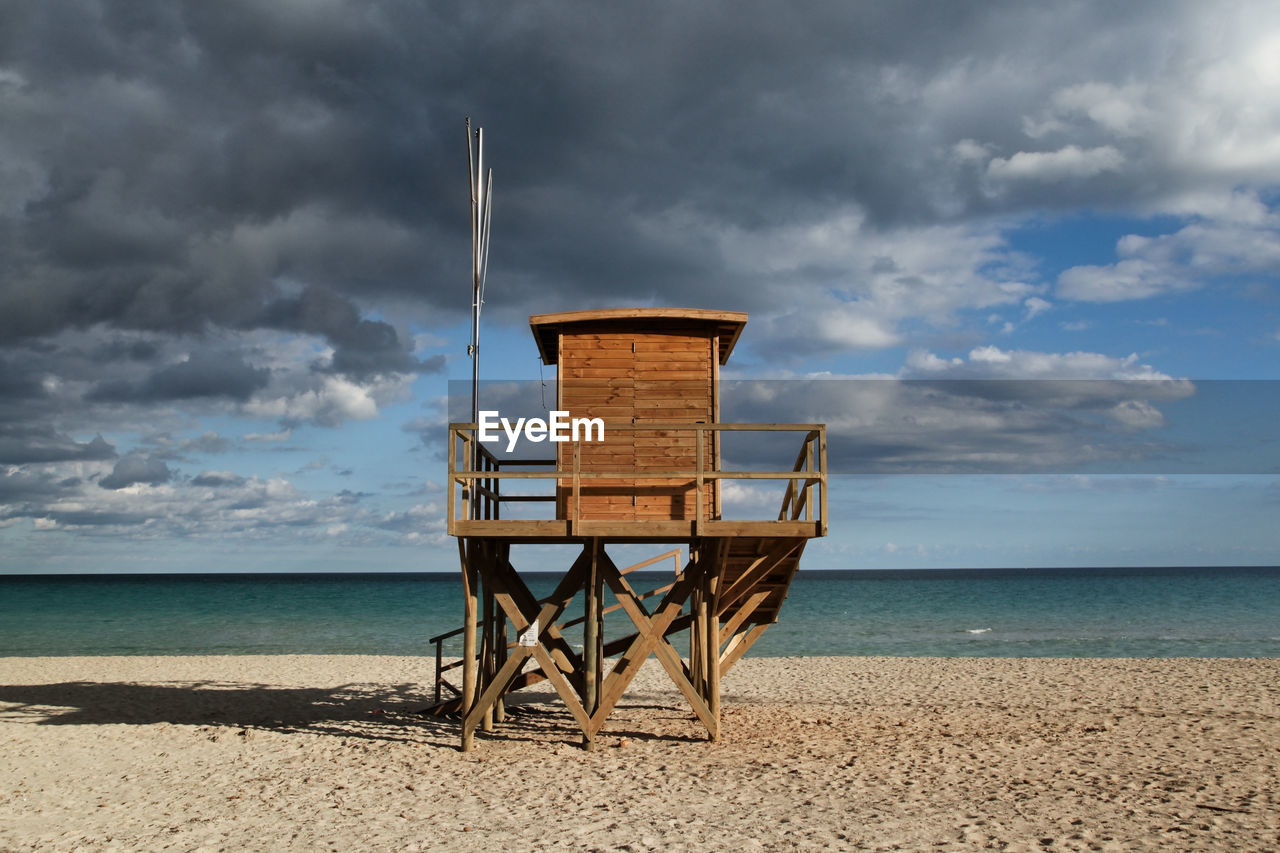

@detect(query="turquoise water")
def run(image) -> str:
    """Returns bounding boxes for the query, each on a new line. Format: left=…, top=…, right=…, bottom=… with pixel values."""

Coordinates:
left=2, top=567, right=1278, bottom=658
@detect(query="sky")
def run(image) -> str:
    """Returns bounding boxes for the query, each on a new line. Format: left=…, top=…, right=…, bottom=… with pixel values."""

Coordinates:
left=2, top=1, right=1279, bottom=573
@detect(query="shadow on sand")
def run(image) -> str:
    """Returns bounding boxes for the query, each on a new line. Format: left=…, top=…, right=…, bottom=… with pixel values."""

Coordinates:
left=0, top=680, right=704, bottom=749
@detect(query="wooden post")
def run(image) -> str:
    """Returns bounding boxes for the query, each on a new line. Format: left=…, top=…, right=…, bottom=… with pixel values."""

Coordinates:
left=434, top=637, right=444, bottom=705
left=689, top=544, right=700, bottom=697
left=494, top=603, right=507, bottom=724
left=460, top=538, right=479, bottom=752
left=712, top=336, right=721, bottom=521
left=446, top=429, right=456, bottom=535
left=697, top=561, right=711, bottom=713
left=461, top=432, right=472, bottom=522
left=705, top=548, right=721, bottom=740
left=572, top=440, right=581, bottom=534
left=691, top=543, right=706, bottom=701
left=583, top=539, right=602, bottom=749
left=819, top=427, right=828, bottom=536
left=481, top=567, right=495, bottom=733
left=806, top=435, right=815, bottom=523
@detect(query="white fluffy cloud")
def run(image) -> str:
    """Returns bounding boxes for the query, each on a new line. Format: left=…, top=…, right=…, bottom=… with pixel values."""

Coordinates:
left=1057, top=214, right=1280, bottom=302
left=986, top=145, right=1125, bottom=182
left=695, top=210, right=1036, bottom=356
left=906, top=345, right=1176, bottom=380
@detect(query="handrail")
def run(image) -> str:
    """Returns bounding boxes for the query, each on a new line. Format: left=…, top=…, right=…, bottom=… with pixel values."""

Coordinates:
left=447, top=422, right=826, bottom=536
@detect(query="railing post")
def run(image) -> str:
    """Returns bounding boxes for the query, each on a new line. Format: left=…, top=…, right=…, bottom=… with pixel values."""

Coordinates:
left=484, top=454, right=493, bottom=521
left=806, top=434, right=814, bottom=523
left=572, top=439, right=581, bottom=535
left=819, top=426, right=828, bottom=535
left=447, top=429, right=456, bottom=535
left=434, top=636, right=444, bottom=704
left=462, top=431, right=473, bottom=523
left=695, top=427, right=704, bottom=534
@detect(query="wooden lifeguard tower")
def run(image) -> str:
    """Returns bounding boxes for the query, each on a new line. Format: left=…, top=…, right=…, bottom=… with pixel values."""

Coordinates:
left=434, top=307, right=826, bottom=750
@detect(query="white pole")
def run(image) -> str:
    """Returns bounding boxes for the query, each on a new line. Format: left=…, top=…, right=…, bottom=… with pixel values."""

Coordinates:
left=467, top=120, right=493, bottom=519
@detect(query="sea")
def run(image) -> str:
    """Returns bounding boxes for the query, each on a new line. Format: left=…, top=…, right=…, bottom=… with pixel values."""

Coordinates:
left=2, top=567, right=1278, bottom=659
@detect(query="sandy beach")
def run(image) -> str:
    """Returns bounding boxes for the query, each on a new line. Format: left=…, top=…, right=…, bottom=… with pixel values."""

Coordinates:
left=1, top=655, right=1277, bottom=851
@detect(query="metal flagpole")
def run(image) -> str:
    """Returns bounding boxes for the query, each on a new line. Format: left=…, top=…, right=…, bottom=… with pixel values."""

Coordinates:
left=467, top=118, right=493, bottom=520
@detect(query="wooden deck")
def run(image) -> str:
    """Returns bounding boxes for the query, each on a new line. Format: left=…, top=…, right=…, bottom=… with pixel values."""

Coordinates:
left=449, top=518, right=822, bottom=541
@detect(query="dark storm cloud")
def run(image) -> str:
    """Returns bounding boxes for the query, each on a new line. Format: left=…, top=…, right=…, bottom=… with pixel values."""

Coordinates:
left=0, top=469, right=73, bottom=503
left=0, top=0, right=1182, bottom=349
left=0, top=425, right=115, bottom=465
left=0, top=358, right=45, bottom=399
left=86, top=351, right=270, bottom=402
left=99, top=454, right=172, bottom=489
left=258, top=285, right=421, bottom=377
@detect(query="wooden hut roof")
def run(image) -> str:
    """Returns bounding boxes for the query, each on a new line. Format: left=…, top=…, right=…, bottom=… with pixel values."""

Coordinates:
left=529, top=308, right=747, bottom=366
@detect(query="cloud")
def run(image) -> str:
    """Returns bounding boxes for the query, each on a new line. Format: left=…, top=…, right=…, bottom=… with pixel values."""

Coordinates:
left=1, top=1, right=1276, bottom=379
left=181, top=432, right=232, bottom=455
left=906, top=345, right=1174, bottom=380
left=1023, top=297, right=1052, bottom=320
left=716, top=353, right=1203, bottom=474
left=1057, top=216, right=1280, bottom=302
left=986, top=145, right=1125, bottom=182
left=0, top=426, right=115, bottom=465
left=2, top=1, right=1280, bottom=559
left=99, top=454, right=173, bottom=490
left=242, top=372, right=413, bottom=427
left=257, top=283, right=422, bottom=378
left=86, top=351, right=270, bottom=402
left=190, top=471, right=248, bottom=488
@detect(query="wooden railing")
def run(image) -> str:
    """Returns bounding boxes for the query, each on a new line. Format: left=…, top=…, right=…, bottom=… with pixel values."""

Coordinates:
left=447, top=422, right=827, bottom=536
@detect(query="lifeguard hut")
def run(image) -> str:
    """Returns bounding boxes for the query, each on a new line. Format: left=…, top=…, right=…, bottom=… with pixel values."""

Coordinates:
left=434, top=308, right=826, bottom=750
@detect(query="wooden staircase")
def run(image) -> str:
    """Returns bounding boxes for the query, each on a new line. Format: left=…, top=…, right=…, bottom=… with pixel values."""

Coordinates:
left=715, top=536, right=806, bottom=626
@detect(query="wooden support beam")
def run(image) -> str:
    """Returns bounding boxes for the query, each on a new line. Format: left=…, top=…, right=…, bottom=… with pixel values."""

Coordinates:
left=461, top=548, right=589, bottom=749
left=715, top=539, right=801, bottom=615
left=490, top=550, right=588, bottom=679
left=494, top=545, right=508, bottom=726
left=459, top=538, right=478, bottom=751
left=689, top=547, right=702, bottom=700
left=531, top=644, right=593, bottom=734
left=720, top=623, right=769, bottom=676
left=583, top=539, right=602, bottom=749
left=705, top=544, right=723, bottom=734
left=598, top=551, right=718, bottom=740
left=481, top=565, right=495, bottom=733
left=462, top=645, right=534, bottom=736
left=591, top=554, right=698, bottom=723
left=719, top=589, right=772, bottom=645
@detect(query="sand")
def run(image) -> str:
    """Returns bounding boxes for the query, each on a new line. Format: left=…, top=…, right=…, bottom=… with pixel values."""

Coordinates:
left=1, top=655, right=1278, bottom=852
